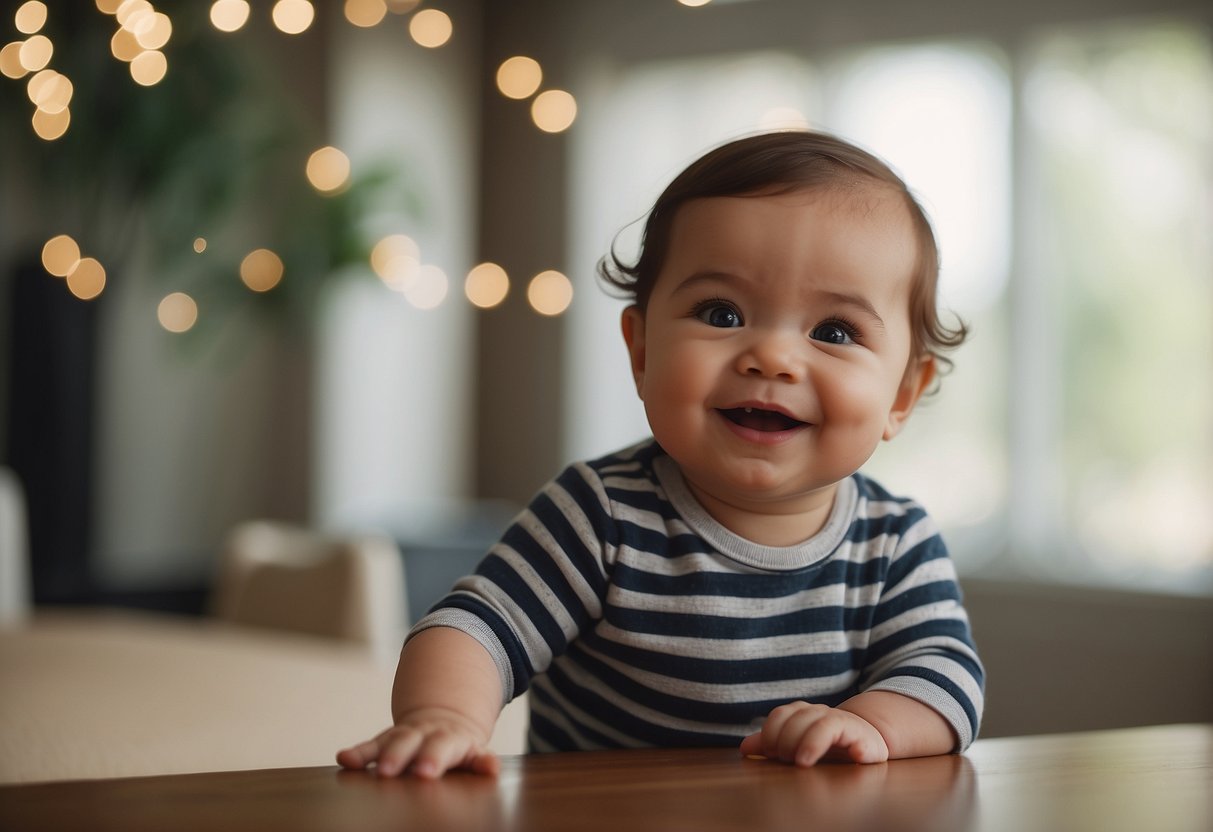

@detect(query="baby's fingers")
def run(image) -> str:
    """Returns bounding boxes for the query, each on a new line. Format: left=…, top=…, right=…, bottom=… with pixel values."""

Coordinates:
left=336, top=737, right=389, bottom=770
left=739, top=733, right=764, bottom=757
left=410, top=731, right=495, bottom=780
left=375, top=729, right=426, bottom=778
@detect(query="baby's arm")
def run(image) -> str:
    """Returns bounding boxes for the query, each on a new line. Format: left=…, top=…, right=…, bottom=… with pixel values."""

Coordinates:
left=739, top=691, right=956, bottom=767
left=336, top=626, right=503, bottom=779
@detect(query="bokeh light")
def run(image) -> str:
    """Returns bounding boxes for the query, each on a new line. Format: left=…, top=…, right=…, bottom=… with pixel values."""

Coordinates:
left=344, top=0, right=387, bottom=27
left=31, top=106, right=69, bottom=140
left=496, top=56, right=542, bottom=100
left=193, top=237, right=207, bottom=253
left=14, top=2, right=48, bottom=35
left=157, top=292, right=199, bottom=333
left=41, top=234, right=80, bottom=277
left=404, top=264, right=448, bottom=309
left=66, top=257, right=106, bottom=300
left=531, top=89, right=577, bottom=133
left=305, top=146, right=351, bottom=193
left=370, top=234, right=421, bottom=290
left=134, top=12, right=173, bottom=50
left=209, top=0, right=250, bottom=32
left=678, top=0, right=712, bottom=6
left=36, top=73, right=72, bottom=114
left=409, top=9, right=452, bottom=48
left=116, top=0, right=152, bottom=28
left=95, top=0, right=123, bottom=13
left=240, top=248, right=285, bottom=292
left=464, top=262, right=510, bottom=309
left=0, top=42, right=27, bottom=79
left=272, top=0, right=315, bottom=35
left=110, top=28, right=141, bottom=61
left=130, top=50, right=167, bottom=85
left=27, top=69, right=58, bottom=103
left=18, top=34, right=51, bottom=72
left=527, top=270, right=573, bottom=316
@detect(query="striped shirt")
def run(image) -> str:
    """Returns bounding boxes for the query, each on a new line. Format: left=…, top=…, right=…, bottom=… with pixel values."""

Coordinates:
left=412, top=440, right=984, bottom=752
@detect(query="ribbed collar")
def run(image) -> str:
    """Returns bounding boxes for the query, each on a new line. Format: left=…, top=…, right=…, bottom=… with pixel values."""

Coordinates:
left=651, top=453, right=857, bottom=573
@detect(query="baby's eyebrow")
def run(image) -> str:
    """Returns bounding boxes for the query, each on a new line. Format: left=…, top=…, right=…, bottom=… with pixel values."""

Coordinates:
left=818, top=290, right=886, bottom=330
left=669, top=271, right=740, bottom=295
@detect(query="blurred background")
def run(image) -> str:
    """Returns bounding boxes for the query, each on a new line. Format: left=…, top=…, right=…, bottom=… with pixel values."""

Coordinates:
left=1, top=0, right=1212, bottom=740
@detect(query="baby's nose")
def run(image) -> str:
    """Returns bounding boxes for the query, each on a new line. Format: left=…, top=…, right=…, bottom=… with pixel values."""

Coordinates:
left=737, top=331, right=806, bottom=382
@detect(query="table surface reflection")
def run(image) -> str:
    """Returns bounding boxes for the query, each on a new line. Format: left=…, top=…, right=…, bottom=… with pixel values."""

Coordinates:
left=1, top=724, right=1209, bottom=832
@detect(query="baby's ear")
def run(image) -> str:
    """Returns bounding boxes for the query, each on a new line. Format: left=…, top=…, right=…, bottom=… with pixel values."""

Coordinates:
left=621, top=305, right=647, bottom=398
left=883, top=355, right=936, bottom=441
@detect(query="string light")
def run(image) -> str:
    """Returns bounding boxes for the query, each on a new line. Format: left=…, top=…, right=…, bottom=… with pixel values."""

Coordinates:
left=157, top=292, right=199, bottom=333
left=40, top=75, right=71, bottom=113
left=531, top=89, right=577, bottom=133
left=41, top=234, right=80, bottom=277
left=344, top=0, right=387, bottom=28
left=116, top=1, right=153, bottom=28
left=272, top=0, right=315, bottom=35
left=464, top=262, right=510, bottom=309
left=31, top=106, right=69, bottom=140
left=305, top=146, right=351, bottom=193
left=496, top=56, right=542, bottom=100
left=370, top=234, right=421, bottom=290
left=14, top=2, right=48, bottom=35
left=209, top=0, right=250, bottom=32
left=404, top=264, right=448, bottom=309
left=66, top=257, right=106, bottom=300
left=0, top=42, right=26, bottom=78
left=527, top=270, right=573, bottom=316
left=240, top=248, right=285, bottom=292
left=134, top=12, right=172, bottom=50
left=17, top=34, right=51, bottom=72
left=130, top=49, right=167, bottom=85
left=2, top=0, right=584, bottom=321
left=409, top=9, right=452, bottom=48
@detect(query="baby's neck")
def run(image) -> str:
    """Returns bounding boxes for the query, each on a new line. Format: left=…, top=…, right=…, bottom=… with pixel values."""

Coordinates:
left=685, top=482, right=839, bottom=547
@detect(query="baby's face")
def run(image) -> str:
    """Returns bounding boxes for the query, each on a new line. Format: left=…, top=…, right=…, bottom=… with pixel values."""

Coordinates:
left=623, top=186, right=931, bottom=524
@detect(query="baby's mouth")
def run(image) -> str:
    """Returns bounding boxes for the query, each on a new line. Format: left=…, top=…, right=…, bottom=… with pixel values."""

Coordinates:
left=718, top=407, right=806, bottom=432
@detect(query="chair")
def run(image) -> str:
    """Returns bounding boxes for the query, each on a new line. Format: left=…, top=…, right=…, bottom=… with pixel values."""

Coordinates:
left=0, top=467, right=30, bottom=626
left=213, top=521, right=408, bottom=659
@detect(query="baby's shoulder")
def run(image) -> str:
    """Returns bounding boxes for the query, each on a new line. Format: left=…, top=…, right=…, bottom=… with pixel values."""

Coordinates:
left=848, top=471, right=937, bottom=538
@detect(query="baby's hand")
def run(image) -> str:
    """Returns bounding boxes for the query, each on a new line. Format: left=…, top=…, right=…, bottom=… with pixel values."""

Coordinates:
left=739, top=702, right=889, bottom=767
left=336, top=707, right=500, bottom=779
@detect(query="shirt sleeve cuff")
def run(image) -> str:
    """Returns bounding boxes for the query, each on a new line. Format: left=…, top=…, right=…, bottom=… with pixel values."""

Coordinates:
left=408, top=608, right=516, bottom=707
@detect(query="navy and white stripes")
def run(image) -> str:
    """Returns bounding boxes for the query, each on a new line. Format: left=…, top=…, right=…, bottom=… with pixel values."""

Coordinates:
left=412, top=440, right=984, bottom=753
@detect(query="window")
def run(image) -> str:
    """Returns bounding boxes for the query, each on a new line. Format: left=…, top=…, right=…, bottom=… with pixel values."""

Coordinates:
left=1023, top=23, right=1213, bottom=583
left=568, top=19, right=1213, bottom=593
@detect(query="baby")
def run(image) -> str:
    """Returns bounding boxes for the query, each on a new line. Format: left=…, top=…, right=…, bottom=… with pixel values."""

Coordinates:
left=338, top=130, right=984, bottom=778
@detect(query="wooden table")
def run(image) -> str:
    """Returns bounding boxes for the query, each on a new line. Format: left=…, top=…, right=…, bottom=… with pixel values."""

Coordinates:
left=1, top=724, right=1209, bottom=832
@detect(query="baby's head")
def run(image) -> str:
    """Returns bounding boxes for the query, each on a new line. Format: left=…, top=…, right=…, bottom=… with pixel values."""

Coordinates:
left=601, top=131, right=968, bottom=539
left=600, top=130, right=965, bottom=374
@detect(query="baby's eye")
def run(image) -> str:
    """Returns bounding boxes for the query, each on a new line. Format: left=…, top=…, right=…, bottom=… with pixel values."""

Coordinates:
left=810, top=321, right=857, bottom=345
left=694, top=302, right=743, bottom=328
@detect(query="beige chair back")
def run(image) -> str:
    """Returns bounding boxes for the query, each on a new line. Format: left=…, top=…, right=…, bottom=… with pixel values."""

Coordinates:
left=0, top=467, right=30, bottom=626
left=214, top=521, right=407, bottom=658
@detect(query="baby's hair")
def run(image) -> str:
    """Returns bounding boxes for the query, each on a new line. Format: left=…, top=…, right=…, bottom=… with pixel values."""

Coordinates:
left=598, top=130, right=967, bottom=379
